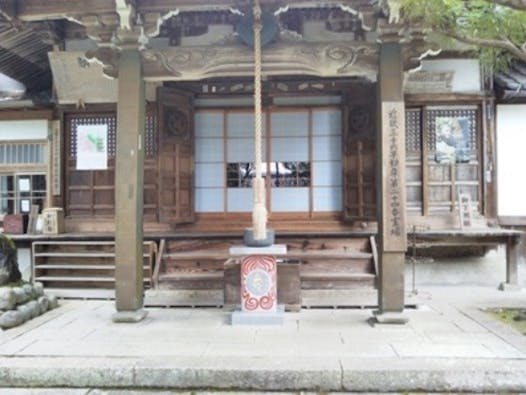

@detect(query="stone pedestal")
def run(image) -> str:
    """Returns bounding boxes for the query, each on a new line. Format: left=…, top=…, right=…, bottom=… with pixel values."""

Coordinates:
left=112, top=308, right=148, bottom=323
left=498, top=283, right=523, bottom=292
left=229, top=244, right=286, bottom=325
left=370, top=310, right=408, bottom=326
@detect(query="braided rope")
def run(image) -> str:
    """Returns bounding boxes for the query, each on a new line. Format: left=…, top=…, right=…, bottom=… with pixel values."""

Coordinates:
left=252, top=0, right=267, bottom=240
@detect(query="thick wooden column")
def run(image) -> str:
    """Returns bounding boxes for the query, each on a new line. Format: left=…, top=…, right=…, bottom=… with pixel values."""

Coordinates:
left=374, top=38, right=408, bottom=323
left=113, top=49, right=147, bottom=322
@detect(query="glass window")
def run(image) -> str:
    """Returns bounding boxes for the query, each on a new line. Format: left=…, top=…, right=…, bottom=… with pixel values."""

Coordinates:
left=227, top=162, right=255, bottom=188
left=0, top=174, right=46, bottom=215
left=0, top=143, right=46, bottom=165
left=226, top=162, right=311, bottom=188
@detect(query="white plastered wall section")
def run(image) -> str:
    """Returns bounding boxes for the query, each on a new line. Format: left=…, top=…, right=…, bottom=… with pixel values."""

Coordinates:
left=418, top=59, right=482, bottom=92
left=0, top=120, right=48, bottom=141
left=496, top=104, right=526, bottom=217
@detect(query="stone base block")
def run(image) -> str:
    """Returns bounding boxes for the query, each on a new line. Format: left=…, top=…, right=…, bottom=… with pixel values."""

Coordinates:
left=498, top=283, right=523, bottom=292
left=231, top=305, right=284, bottom=326
left=369, top=310, right=409, bottom=325
left=112, top=308, right=148, bottom=323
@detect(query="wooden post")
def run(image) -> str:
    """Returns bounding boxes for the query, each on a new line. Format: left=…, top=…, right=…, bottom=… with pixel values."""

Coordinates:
left=500, top=235, right=521, bottom=291
left=374, top=36, right=408, bottom=324
left=113, top=49, right=147, bottom=322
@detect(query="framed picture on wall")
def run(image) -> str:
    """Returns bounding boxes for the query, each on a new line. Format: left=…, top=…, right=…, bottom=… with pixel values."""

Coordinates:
left=434, top=116, right=470, bottom=163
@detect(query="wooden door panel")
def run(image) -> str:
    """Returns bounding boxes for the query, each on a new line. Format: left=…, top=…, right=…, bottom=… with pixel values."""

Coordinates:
left=342, top=87, right=377, bottom=221
left=343, top=94, right=377, bottom=221
left=158, top=87, right=195, bottom=224
left=65, top=112, right=159, bottom=219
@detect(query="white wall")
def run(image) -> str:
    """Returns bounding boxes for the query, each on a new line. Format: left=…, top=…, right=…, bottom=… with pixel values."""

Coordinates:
left=496, top=104, right=526, bottom=216
left=0, top=120, right=48, bottom=140
left=419, top=59, right=482, bottom=92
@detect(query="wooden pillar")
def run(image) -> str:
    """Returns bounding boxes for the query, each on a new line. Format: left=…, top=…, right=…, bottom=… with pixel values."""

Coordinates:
left=500, top=235, right=521, bottom=291
left=113, top=49, right=147, bottom=322
left=374, top=37, right=408, bottom=324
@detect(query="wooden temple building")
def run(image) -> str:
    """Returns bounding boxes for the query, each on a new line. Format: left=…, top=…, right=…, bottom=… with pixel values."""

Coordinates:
left=0, top=0, right=522, bottom=320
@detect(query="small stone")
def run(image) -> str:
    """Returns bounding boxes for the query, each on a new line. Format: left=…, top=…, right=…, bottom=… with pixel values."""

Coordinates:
left=0, top=234, right=22, bottom=286
left=0, top=287, right=16, bottom=310
left=48, top=294, right=59, bottom=309
left=12, top=287, right=27, bottom=305
left=16, top=303, right=32, bottom=322
left=33, top=282, right=44, bottom=297
left=23, top=283, right=35, bottom=300
left=27, top=300, right=40, bottom=319
left=0, top=310, right=23, bottom=329
left=513, top=310, right=526, bottom=321
left=37, top=296, right=49, bottom=314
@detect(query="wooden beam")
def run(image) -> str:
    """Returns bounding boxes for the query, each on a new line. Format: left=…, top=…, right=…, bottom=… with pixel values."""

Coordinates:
left=405, top=93, right=491, bottom=104
left=0, top=109, right=53, bottom=120
left=136, top=0, right=375, bottom=13
left=16, top=0, right=116, bottom=21
left=15, top=0, right=377, bottom=21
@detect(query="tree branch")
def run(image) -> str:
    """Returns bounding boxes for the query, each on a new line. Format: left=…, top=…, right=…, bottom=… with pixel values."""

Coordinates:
left=491, top=0, right=526, bottom=11
left=444, top=30, right=526, bottom=62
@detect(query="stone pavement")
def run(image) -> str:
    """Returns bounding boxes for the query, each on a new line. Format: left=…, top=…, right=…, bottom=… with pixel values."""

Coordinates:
left=0, top=285, right=525, bottom=393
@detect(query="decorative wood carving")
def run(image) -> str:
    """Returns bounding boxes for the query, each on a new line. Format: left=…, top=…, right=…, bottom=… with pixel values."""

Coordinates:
left=115, top=0, right=134, bottom=30
left=403, top=28, right=442, bottom=72
left=349, top=105, right=373, bottom=137
left=142, top=41, right=378, bottom=81
left=66, top=13, right=119, bottom=44
left=85, top=46, right=121, bottom=79
left=164, top=109, right=189, bottom=140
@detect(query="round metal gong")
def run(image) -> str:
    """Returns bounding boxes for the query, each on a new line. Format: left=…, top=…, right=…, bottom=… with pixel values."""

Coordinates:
left=236, top=10, right=280, bottom=47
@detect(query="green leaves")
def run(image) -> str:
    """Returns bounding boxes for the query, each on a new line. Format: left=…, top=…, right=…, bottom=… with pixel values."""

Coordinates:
left=400, top=0, right=526, bottom=69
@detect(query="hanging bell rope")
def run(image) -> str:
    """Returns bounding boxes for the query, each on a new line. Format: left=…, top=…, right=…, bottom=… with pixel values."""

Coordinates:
left=252, top=0, right=267, bottom=240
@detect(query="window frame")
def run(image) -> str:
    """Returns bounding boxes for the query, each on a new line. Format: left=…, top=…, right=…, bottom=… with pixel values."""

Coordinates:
left=0, top=172, right=47, bottom=215
left=194, top=106, right=343, bottom=217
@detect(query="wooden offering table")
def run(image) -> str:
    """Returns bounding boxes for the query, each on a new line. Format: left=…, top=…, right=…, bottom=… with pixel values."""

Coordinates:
left=413, top=228, right=523, bottom=291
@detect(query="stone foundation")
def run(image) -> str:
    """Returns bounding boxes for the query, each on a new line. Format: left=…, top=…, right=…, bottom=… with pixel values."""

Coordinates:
left=0, top=282, right=58, bottom=329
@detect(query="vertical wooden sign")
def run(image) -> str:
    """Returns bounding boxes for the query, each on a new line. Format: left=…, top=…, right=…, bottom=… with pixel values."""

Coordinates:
left=458, top=192, right=473, bottom=229
left=381, top=101, right=406, bottom=251
left=51, top=120, right=61, bottom=196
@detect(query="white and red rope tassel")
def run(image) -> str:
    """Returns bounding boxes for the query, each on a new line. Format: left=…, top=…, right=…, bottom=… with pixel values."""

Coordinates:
left=252, top=0, right=267, bottom=240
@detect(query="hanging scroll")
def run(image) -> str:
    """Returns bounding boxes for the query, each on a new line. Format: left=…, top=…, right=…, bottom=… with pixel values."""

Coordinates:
left=76, top=124, right=108, bottom=170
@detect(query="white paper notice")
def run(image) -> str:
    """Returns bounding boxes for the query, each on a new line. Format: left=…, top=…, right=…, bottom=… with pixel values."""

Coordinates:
left=18, top=178, right=30, bottom=192
left=76, top=124, right=108, bottom=170
left=21, top=199, right=30, bottom=213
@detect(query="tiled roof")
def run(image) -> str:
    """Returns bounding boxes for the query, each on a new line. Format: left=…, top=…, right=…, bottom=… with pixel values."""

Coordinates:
left=495, top=62, right=526, bottom=102
left=0, top=15, right=52, bottom=97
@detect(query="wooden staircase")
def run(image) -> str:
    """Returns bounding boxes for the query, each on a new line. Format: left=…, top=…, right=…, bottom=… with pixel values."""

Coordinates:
left=32, top=241, right=156, bottom=299
left=298, top=236, right=378, bottom=308
left=147, top=235, right=377, bottom=308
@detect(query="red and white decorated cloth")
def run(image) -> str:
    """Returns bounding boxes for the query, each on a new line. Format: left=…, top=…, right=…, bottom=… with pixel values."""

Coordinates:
left=240, top=255, right=277, bottom=312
